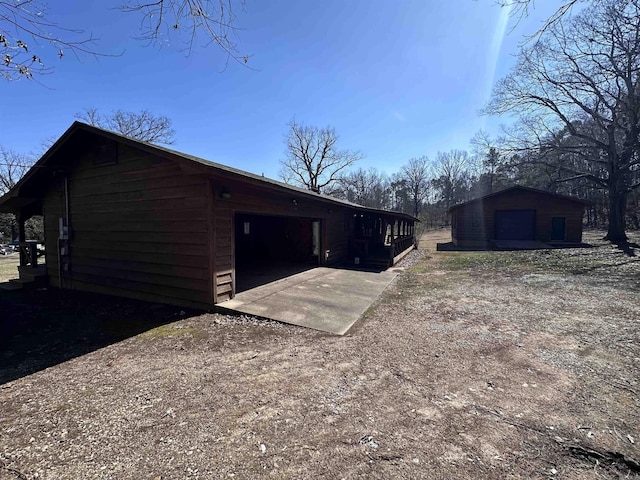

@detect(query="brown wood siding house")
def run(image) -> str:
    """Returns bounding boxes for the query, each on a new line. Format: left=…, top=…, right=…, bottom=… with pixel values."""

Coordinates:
left=0, top=122, right=417, bottom=308
left=449, top=186, right=590, bottom=248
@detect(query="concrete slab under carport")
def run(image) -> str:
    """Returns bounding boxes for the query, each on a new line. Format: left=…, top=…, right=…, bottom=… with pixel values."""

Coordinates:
left=216, top=267, right=398, bottom=335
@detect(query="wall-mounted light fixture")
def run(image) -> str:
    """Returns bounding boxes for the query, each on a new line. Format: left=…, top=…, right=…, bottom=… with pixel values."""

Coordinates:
left=220, top=192, right=232, bottom=200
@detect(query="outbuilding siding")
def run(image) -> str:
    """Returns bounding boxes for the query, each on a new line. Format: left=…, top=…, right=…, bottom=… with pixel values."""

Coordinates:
left=450, top=187, right=588, bottom=248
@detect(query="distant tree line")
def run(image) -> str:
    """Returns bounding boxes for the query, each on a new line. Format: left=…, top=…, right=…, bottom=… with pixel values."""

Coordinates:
left=317, top=144, right=639, bottom=232
left=279, top=117, right=639, bottom=235
left=280, top=0, right=640, bottom=242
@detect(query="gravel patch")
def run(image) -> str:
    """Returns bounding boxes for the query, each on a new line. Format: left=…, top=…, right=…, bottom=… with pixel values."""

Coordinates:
left=1, top=229, right=639, bottom=479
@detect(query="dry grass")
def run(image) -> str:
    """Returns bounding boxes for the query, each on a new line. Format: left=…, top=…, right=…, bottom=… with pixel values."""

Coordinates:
left=0, top=255, right=19, bottom=282
left=1, top=229, right=639, bottom=479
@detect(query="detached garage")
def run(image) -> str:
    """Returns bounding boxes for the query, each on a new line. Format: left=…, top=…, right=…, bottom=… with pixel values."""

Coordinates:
left=449, top=186, right=590, bottom=249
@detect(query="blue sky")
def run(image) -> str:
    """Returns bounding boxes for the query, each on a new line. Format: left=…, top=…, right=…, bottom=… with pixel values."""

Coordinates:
left=3, top=1, right=556, bottom=179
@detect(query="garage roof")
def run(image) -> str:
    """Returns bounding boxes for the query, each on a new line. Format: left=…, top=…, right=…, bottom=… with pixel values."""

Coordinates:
left=448, top=186, right=592, bottom=213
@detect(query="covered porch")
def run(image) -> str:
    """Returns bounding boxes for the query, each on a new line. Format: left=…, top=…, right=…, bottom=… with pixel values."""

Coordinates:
left=0, top=194, right=47, bottom=290
left=349, top=210, right=417, bottom=269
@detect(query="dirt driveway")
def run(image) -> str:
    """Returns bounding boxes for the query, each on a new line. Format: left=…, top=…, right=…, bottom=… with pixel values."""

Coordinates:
left=1, top=229, right=639, bottom=479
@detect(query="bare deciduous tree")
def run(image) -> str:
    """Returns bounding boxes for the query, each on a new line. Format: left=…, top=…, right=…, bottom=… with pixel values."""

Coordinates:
left=432, top=150, right=470, bottom=211
left=389, top=174, right=410, bottom=213
left=400, top=156, right=432, bottom=217
left=119, top=0, right=250, bottom=65
left=335, top=168, right=389, bottom=209
left=280, top=120, right=363, bottom=194
left=1, top=0, right=248, bottom=81
left=0, top=147, right=34, bottom=194
left=470, top=130, right=505, bottom=194
left=0, top=0, right=101, bottom=81
left=76, top=108, right=176, bottom=145
left=486, top=0, right=640, bottom=241
left=499, top=0, right=581, bottom=40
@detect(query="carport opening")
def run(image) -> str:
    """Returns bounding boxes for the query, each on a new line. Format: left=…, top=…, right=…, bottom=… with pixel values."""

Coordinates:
left=234, top=213, right=321, bottom=292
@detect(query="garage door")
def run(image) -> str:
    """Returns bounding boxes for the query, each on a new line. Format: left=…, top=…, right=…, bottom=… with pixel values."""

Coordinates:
left=495, top=210, right=536, bottom=241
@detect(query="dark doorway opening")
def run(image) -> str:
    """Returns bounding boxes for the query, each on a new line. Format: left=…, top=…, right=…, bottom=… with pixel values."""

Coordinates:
left=495, top=210, right=536, bottom=241
left=551, top=217, right=566, bottom=241
left=234, top=213, right=320, bottom=292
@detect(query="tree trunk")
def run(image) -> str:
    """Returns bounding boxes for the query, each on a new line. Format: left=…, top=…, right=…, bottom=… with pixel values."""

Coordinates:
left=605, top=188, right=627, bottom=242
left=630, top=191, right=640, bottom=230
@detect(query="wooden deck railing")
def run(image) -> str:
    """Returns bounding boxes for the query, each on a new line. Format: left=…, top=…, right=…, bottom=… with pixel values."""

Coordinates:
left=19, top=242, right=40, bottom=268
left=389, top=235, right=415, bottom=263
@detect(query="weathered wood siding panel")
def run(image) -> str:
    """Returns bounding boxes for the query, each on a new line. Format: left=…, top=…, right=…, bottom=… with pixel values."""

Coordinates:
left=452, top=190, right=586, bottom=247
left=452, top=203, right=491, bottom=247
left=325, top=213, right=350, bottom=265
left=44, top=142, right=211, bottom=307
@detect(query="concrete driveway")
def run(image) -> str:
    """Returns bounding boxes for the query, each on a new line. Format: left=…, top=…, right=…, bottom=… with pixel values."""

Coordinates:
left=216, top=267, right=398, bottom=335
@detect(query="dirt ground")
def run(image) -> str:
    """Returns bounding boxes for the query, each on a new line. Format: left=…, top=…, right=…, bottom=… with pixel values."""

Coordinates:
left=0, top=255, right=20, bottom=284
left=1, top=229, right=639, bottom=479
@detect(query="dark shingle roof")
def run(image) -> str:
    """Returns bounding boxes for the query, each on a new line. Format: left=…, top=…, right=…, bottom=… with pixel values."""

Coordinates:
left=448, top=185, right=592, bottom=213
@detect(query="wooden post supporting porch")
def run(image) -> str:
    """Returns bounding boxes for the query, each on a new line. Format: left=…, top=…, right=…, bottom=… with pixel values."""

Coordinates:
left=15, top=212, right=47, bottom=288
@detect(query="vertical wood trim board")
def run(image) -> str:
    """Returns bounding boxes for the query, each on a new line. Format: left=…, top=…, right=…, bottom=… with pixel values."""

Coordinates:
left=207, top=179, right=217, bottom=303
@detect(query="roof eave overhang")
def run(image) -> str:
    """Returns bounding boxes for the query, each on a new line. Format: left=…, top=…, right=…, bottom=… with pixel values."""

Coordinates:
left=448, top=186, right=593, bottom=213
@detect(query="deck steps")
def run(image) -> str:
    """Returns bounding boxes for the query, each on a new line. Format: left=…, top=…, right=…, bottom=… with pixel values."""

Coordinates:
left=8, top=265, right=49, bottom=289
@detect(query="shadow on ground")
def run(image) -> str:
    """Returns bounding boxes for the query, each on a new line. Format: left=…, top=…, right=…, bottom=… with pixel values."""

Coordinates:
left=436, top=241, right=593, bottom=252
left=235, top=261, right=388, bottom=293
left=614, top=241, right=639, bottom=257
left=0, top=288, right=201, bottom=385
left=235, top=261, right=317, bottom=293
